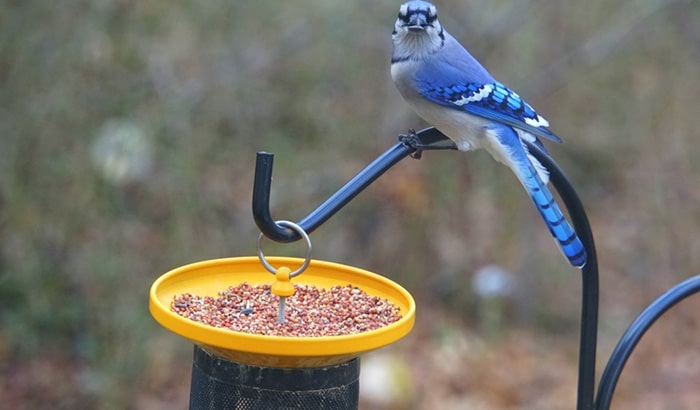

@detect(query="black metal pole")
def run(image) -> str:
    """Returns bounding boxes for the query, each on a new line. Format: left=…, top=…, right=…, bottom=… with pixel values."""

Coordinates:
left=251, top=127, right=700, bottom=409
left=253, top=129, right=600, bottom=410
left=525, top=141, right=599, bottom=410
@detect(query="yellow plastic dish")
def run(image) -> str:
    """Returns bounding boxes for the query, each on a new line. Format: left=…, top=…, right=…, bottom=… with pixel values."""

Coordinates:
left=149, top=257, right=415, bottom=368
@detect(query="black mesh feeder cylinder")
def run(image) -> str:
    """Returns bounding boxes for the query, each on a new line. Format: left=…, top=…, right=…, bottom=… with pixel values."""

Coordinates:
left=149, top=256, right=415, bottom=409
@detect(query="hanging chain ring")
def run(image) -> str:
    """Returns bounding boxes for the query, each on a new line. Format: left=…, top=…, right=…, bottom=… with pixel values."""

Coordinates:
left=257, top=220, right=312, bottom=278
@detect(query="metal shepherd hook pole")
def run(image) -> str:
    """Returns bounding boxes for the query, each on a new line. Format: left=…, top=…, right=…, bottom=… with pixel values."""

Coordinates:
left=252, top=127, right=700, bottom=409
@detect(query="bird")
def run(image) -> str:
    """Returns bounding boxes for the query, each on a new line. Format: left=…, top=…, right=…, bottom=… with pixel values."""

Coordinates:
left=391, top=1, right=587, bottom=268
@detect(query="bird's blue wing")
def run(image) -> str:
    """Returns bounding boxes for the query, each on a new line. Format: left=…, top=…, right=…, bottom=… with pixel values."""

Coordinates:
left=420, top=81, right=563, bottom=144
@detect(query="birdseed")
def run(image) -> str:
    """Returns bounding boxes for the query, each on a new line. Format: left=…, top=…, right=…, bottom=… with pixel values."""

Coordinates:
left=170, top=282, right=402, bottom=337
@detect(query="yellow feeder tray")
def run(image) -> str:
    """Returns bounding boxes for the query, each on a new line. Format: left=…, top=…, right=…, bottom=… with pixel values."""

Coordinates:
left=149, top=256, right=415, bottom=368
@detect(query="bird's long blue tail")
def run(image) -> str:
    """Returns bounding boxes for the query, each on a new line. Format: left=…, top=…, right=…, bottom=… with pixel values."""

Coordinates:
left=487, top=124, right=587, bottom=267
left=521, top=159, right=587, bottom=268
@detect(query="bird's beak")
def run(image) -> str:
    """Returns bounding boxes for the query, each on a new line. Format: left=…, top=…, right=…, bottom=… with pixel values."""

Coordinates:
left=406, top=14, right=427, bottom=32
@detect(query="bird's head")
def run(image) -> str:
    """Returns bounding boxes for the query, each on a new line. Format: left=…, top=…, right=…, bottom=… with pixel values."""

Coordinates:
left=392, top=1, right=445, bottom=61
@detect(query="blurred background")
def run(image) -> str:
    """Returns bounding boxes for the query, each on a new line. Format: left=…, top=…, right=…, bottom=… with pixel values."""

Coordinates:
left=1, top=0, right=699, bottom=408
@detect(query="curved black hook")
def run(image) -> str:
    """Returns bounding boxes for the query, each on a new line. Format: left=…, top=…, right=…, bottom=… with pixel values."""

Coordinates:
left=595, top=274, right=700, bottom=409
left=252, top=127, right=455, bottom=242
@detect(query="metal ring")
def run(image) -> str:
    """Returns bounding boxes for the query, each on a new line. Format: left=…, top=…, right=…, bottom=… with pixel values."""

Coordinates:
left=257, top=220, right=312, bottom=278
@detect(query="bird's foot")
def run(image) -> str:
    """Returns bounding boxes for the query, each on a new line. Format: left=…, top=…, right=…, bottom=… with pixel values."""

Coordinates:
left=399, top=129, right=424, bottom=159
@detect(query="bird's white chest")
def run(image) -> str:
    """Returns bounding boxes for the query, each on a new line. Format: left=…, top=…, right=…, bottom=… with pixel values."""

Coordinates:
left=391, top=61, right=489, bottom=152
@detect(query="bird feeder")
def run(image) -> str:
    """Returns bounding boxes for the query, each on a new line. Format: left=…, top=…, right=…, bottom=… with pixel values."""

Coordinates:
left=149, top=255, right=415, bottom=409
left=148, top=129, right=700, bottom=409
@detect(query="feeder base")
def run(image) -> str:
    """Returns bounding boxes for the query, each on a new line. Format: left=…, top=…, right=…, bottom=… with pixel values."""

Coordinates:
left=190, top=345, right=360, bottom=410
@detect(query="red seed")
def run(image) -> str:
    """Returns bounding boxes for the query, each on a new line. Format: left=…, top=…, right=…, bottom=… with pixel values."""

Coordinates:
left=170, top=282, right=402, bottom=337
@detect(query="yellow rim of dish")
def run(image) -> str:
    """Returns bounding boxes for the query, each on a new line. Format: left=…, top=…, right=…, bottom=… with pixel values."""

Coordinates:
left=149, top=257, right=415, bottom=364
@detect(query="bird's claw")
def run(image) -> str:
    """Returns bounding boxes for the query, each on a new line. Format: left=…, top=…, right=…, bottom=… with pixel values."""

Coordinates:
left=399, top=127, right=457, bottom=159
left=399, top=129, right=424, bottom=159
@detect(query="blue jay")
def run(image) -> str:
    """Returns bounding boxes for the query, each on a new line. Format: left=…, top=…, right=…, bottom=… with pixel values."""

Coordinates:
left=391, top=1, right=586, bottom=268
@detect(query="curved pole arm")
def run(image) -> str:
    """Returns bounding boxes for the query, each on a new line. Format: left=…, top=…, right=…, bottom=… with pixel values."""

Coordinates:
left=595, top=275, right=700, bottom=410
left=252, top=127, right=456, bottom=242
